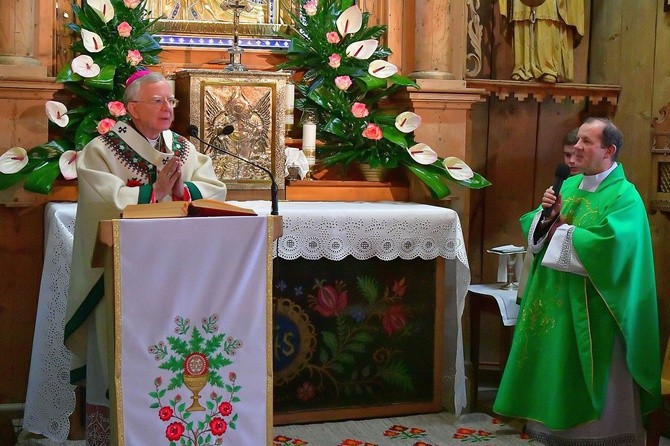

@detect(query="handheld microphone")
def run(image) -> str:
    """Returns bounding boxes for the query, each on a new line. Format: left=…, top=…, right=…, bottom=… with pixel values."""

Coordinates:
left=186, top=124, right=279, bottom=216
left=542, top=163, right=571, bottom=218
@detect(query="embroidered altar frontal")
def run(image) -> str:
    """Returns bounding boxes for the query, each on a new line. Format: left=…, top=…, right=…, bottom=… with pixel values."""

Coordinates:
left=110, top=216, right=273, bottom=445
left=272, top=256, right=443, bottom=424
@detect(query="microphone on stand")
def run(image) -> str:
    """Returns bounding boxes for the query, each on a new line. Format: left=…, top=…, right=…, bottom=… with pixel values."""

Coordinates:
left=186, top=124, right=279, bottom=216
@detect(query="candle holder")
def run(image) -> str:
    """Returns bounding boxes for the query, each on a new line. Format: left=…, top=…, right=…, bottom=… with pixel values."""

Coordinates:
left=221, top=0, right=253, bottom=72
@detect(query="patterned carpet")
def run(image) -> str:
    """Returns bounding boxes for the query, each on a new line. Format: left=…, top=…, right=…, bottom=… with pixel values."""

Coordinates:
left=272, top=412, right=532, bottom=446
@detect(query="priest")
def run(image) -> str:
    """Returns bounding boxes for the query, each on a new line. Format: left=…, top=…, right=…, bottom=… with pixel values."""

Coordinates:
left=63, top=71, right=227, bottom=443
left=494, top=117, right=661, bottom=444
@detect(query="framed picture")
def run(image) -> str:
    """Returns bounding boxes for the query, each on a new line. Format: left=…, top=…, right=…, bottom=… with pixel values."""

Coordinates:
left=147, top=0, right=293, bottom=37
left=174, top=70, right=290, bottom=192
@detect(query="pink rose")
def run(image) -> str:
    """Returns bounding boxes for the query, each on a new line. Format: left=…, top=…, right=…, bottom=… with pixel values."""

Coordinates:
left=334, top=75, right=352, bottom=91
left=362, top=123, right=383, bottom=140
left=304, top=0, right=317, bottom=16
left=328, top=53, right=341, bottom=68
left=117, top=21, right=132, bottom=38
left=96, top=118, right=116, bottom=135
left=126, top=49, right=143, bottom=66
left=351, top=102, right=369, bottom=118
left=124, top=0, right=141, bottom=8
left=107, top=101, right=126, bottom=117
left=326, top=32, right=341, bottom=44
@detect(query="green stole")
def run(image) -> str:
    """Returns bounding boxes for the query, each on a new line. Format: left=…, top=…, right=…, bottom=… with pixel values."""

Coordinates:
left=493, top=164, right=661, bottom=429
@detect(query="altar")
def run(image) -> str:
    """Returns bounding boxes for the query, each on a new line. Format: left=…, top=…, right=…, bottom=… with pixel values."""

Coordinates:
left=22, top=200, right=470, bottom=440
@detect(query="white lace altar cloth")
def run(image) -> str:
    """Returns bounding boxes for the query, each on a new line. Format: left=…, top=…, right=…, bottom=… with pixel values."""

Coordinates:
left=23, top=203, right=77, bottom=441
left=24, top=200, right=471, bottom=441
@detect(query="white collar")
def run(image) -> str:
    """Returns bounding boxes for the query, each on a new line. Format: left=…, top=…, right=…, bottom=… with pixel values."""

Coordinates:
left=579, top=162, right=617, bottom=192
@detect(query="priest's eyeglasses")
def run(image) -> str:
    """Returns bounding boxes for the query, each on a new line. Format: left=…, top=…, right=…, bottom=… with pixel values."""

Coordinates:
left=131, top=96, right=179, bottom=108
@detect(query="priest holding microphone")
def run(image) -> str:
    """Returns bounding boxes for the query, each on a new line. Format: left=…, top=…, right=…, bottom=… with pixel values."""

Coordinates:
left=494, top=117, right=661, bottom=444
left=64, top=70, right=227, bottom=443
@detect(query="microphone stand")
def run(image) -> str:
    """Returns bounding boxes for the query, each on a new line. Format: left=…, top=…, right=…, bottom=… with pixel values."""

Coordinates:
left=187, top=126, right=279, bottom=216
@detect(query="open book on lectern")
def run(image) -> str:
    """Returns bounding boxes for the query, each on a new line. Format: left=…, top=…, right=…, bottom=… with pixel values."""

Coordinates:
left=122, top=198, right=257, bottom=219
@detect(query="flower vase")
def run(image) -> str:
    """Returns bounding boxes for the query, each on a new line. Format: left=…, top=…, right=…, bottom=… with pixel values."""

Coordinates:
left=358, top=163, right=388, bottom=182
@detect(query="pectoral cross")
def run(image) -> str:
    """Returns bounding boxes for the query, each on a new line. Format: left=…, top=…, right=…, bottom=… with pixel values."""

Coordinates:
left=221, top=0, right=253, bottom=71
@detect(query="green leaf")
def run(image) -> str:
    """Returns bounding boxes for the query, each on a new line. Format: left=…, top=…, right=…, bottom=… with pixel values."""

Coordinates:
left=403, top=162, right=452, bottom=199
left=0, top=171, right=28, bottom=191
left=83, top=65, right=116, bottom=91
left=380, top=125, right=408, bottom=149
left=55, top=64, right=83, bottom=83
left=388, top=74, right=419, bottom=88
left=74, top=113, right=103, bottom=150
left=358, top=73, right=387, bottom=92
left=23, top=160, right=61, bottom=194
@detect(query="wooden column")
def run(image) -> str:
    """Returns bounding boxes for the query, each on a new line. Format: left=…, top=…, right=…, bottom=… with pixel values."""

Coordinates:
left=0, top=0, right=54, bottom=77
left=397, top=80, right=486, bottom=243
left=411, top=0, right=466, bottom=80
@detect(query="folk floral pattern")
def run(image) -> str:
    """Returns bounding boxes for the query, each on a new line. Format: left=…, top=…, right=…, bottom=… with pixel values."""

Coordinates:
left=273, top=257, right=438, bottom=414
left=148, top=314, right=243, bottom=445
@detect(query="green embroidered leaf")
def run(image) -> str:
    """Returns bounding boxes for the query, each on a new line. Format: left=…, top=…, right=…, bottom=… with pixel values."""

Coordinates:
left=160, top=355, right=183, bottom=372
left=336, top=352, right=356, bottom=365
left=208, top=353, right=232, bottom=369
left=203, top=333, right=225, bottom=355
left=149, top=402, right=159, bottom=408
left=346, top=342, right=367, bottom=354
left=209, top=370, right=224, bottom=388
left=167, top=374, right=182, bottom=391
left=379, top=361, right=414, bottom=392
left=167, top=336, right=191, bottom=360
left=188, top=326, right=205, bottom=352
left=232, top=396, right=241, bottom=403
left=356, top=276, right=379, bottom=304
left=178, top=402, right=186, bottom=413
left=321, top=331, right=338, bottom=355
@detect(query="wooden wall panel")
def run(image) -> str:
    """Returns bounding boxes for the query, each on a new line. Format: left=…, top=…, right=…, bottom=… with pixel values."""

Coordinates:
left=0, top=205, right=45, bottom=404
left=481, top=97, right=538, bottom=283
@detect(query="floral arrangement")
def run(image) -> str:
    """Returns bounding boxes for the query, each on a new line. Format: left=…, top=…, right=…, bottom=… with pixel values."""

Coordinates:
left=278, top=0, right=490, bottom=199
left=0, top=0, right=161, bottom=194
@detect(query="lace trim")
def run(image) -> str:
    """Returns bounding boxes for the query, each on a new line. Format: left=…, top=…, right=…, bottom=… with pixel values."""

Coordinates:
left=86, top=404, right=110, bottom=446
left=527, top=429, right=639, bottom=446
left=557, top=226, right=575, bottom=270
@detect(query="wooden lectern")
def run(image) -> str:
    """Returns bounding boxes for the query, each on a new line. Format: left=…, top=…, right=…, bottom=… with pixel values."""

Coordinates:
left=95, top=215, right=281, bottom=445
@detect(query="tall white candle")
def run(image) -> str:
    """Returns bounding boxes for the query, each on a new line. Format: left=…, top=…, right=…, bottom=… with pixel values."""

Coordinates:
left=285, top=83, right=295, bottom=127
left=302, top=123, right=316, bottom=167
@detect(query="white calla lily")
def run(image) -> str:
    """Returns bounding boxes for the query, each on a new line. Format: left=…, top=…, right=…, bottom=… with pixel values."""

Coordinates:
left=395, top=112, right=421, bottom=133
left=81, top=29, right=105, bottom=53
left=346, top=39, right=378, bottom=60
left=87, top=0, right=115, bottom=23
left=71, top=55, right=101, bottom=78
left=336, top=5, right=362, bottom=36
left=0, top=147, right=29, bottom=174
left=407, top=143, right=438, bottom=165
left=59, top=150, right=78, bottom=180
left=45, top=101, right=69, bottom=127
left=443, top=156, right=474, bottom=180
left=368, top=60, right=398, bottom=79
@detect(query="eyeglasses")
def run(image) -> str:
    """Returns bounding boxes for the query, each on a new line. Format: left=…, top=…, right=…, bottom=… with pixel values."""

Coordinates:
left=131, top=96, right=179, bottom=108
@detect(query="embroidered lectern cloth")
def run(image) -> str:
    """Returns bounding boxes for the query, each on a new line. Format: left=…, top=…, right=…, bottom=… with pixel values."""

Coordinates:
left=110, top=216, right=273, bottom=445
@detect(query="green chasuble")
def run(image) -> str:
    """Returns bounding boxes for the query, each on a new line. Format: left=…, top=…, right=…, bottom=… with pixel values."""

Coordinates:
left=493, top=164, right=661, bottom=429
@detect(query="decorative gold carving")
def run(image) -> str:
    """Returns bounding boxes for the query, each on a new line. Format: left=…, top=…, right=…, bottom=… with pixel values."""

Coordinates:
left=174, top=69, right=289, bottom=191
left=650, top=104, right=670, bottom=214
left=466, top=0, right=483, bottom=78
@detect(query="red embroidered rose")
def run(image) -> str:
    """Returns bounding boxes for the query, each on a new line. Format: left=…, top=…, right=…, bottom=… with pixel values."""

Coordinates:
left=312, top=283, right=348, bottom=317
left=381, top=305, right=408, bottom=335
left=209, top=417, right=227, bottom=436
left=296, top=381, right=316, bottom=402
left=158, top=406, right=173, bottom=421
left=165, top=421, right=184, bottom=441
left=218, top=401, right=233, bottom=416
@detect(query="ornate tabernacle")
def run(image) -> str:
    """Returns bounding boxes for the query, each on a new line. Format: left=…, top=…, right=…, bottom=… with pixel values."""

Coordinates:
left=174, top=69, right=289, bottom=192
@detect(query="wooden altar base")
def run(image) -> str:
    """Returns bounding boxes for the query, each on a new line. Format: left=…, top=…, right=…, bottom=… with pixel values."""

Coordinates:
left=286, top=179, right=409, bottom=202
